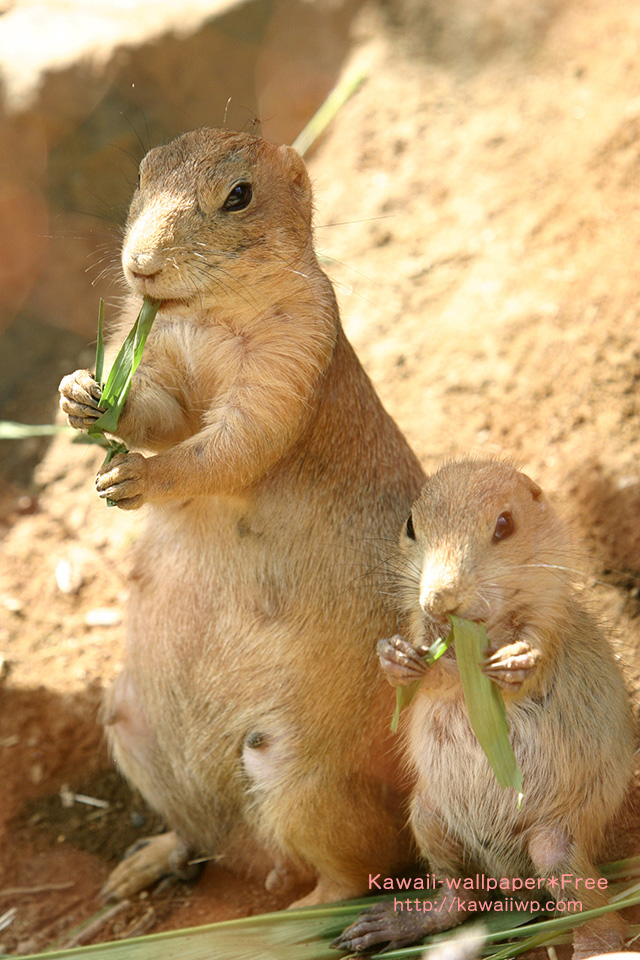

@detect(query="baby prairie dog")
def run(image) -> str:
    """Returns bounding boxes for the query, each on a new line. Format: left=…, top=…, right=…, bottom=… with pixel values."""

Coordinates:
left=335, top=458, right=636, bottom=959
left=59, top=129, right=425, bottom=906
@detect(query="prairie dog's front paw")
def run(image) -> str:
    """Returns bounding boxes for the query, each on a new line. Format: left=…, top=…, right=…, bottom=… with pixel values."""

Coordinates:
left=59, top=369, right=104, bottom=430
left=377, top=635, right=428, bottom=687
left=480, top=640, right=541, bottom=691
left=96, top=452, right=148, bottom=510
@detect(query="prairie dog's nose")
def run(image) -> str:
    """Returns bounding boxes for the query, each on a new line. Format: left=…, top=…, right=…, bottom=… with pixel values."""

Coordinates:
left=419, top=583, right=460, bottom=616
left=419, top=554, right=461, bottom=616
left=125, top=250, right=163, bottom=280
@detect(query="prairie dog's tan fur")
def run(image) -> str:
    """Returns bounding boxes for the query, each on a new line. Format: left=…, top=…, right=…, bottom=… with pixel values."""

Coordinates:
left=336, top=459, right=636, bottom=958
left=59, top=129, right=425, bottom=905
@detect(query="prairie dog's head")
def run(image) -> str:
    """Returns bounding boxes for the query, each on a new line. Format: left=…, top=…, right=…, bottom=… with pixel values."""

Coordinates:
left=122, top=128, right=314, bottom=314
left=394, top=459, right=574, bottom=642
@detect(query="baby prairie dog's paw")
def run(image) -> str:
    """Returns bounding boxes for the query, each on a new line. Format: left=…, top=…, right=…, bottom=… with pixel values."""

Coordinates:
left=59, top=369, right=104, bottom=430
left=96, top=452, right=148, bottom=510
left=480, top=640, right=541, bottom=692
left=377, top=635, right=428, bottom=687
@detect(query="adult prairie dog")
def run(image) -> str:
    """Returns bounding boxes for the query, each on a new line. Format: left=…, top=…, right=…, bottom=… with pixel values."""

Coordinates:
left=59, top=129, right=425, bottom=905
left=335, top=458, right=635, bottom=958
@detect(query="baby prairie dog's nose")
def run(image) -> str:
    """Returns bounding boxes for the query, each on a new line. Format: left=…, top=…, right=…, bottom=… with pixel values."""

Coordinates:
left=419, top=560, right=461, bottom=617
left=125, top=249, right=164, bottom=280
left=420, top=584, right=460, bottom=616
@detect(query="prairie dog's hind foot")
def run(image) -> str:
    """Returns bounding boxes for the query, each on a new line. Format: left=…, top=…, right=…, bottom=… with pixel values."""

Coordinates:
left=331, top=900, right=433, bottom=954
left=377, top=635, right=428, bottom=687
left=332, top=886, right=479, bottom=954
left=101, top=830, right=197, bottom=901
left=59, top=369, right=104, bottom=430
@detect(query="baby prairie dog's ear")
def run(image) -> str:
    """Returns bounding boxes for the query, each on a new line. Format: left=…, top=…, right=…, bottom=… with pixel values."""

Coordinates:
left=277, top=144, right=313, bottom=211
left=518, top=471, right=544, bottom=502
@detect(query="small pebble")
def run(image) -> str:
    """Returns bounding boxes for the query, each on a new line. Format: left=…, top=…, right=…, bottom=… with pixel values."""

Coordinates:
left=85, top=608, right=122, bottom=628
left=55, top=557, right=85, bottom=595
left=2, top=596, right=23, bottom=615
left=16, top=939, right=39, bottom=956
left=59, top=784, right=75, bottom=808
left=29, top=762, right=43, bottom=784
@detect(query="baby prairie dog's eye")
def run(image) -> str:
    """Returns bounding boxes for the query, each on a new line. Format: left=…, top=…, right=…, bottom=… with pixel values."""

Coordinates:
left=405, top=512, right=416, bottom=541
left=222, top=182, right=253, bottom=211
left=492, top=511, right=515, bottom=543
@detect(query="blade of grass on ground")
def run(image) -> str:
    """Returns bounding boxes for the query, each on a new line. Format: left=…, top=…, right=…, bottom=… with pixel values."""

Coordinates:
left=0, top=421, right=72, bottom=438
left=12, top=867, right=640, bottom=960
left=14, top=897, right=384, bottom=960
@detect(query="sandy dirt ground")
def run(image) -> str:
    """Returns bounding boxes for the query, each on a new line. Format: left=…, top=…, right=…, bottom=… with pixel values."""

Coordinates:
left=1, top=0, right=640, bottom=953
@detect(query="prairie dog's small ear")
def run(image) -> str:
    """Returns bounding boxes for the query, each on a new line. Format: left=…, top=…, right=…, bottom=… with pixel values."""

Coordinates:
left=278, top=145, right=312, bottom=207
left=519, top=471, right=543, bottom=501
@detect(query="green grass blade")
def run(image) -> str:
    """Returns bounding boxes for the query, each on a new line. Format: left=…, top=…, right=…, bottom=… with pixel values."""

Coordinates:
left=93, top=297, right=160, bottom=434
left=601, top=855, right=640, bottom=880
left=95, top=298, right=105, bottom=387
left=16, top=898, right=379, bottom=960
left=0, top=421, right=72, bottom=438
left=450, top=616, right=523, bottom=799
left=483, top=928, right=573, bottom=960
left=13, top=875, right=640, bottom=960
left=292, top=67, right=367, bottom=157
left=74, top=296, right=160, bottom=506
left=390, top=680, right=421, bottom=732
left=376, top=896, right=640, bottom=960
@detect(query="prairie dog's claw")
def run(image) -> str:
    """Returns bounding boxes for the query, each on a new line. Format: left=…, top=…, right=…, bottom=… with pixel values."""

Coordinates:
left=101, top=831, right=191, bottom=901
left=377, top=635, right=428, bottom=687
left=95, top=451, right=148, bottom=510
left=331, top=900, right=431, bottom=953
left=481, top=641, right=540, bottom=691
left=59, top=369, right=104, bottom=430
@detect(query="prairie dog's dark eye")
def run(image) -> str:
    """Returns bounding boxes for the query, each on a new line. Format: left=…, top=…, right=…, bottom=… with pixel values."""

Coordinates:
left=406, top=513, right=416, bottom=541
left=223, top=182, right=252, bottom=211
left=493, top=511, right=515, bottom=542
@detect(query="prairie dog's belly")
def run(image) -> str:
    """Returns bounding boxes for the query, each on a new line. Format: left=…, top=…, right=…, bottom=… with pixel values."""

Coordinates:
left=109, top=496, right=396, bottom=849
left=407, top=690, right=567, bottom=876
left=407, top=694, right=532, bottom=875
left=408, top=659, right=633, bottom=878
